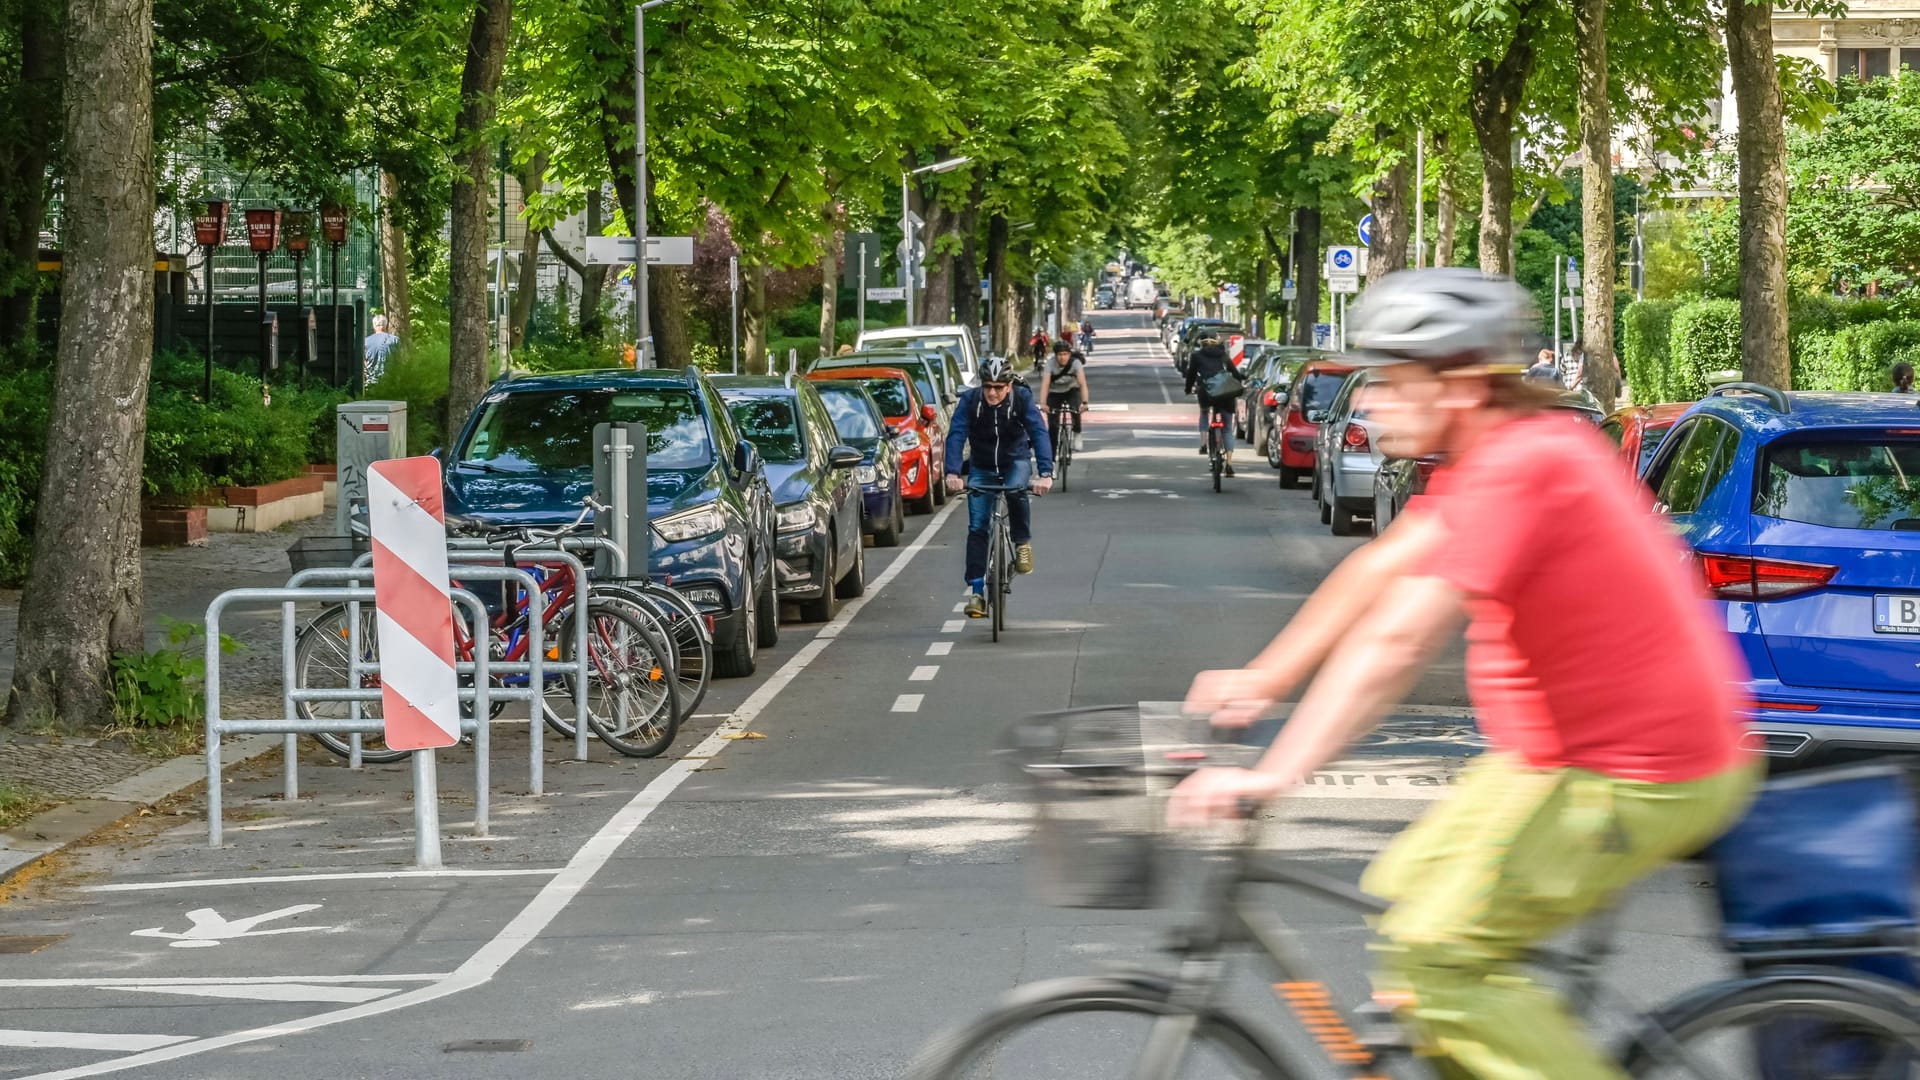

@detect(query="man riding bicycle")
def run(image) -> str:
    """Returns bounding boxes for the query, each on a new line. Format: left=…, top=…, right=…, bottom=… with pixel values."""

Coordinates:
left=1037, top=338, right=1090, bottom=454
left=1078, top=321, right=1095, bottom=354
left=1182, top=329, right=1245, bottom=475
left=944, top=357, right=1054, bottom=619
left=1168, top=269, right=1757, bottom=1080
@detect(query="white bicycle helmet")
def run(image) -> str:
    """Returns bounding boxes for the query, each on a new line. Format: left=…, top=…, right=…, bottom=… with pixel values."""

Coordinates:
left=1345, top=268, right=1535, bottom=372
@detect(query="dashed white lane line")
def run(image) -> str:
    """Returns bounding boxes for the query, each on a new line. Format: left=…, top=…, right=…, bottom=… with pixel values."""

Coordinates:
left=941, top=619, right=965, bottom=633
left=926, top=641, right=953, bottom=656
left=892, top=694, right=924, bottom=713
left=952, top=601, right=967, bottom=612
left=909, top=666, right=939, bottom=681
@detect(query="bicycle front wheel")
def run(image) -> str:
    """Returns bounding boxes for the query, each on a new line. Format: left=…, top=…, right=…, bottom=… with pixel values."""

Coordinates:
left=1620, top=969, right=1920, bottom=1078
left=905, top=976, right=1298, bottom=1080
left=294, top=603, right=411, bottom=764
left=573, top=600, right=680, bottom=757
left=592, top=583, right=711, bottom=719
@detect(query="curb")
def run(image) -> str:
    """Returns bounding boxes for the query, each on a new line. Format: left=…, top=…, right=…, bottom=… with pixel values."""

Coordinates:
left=0, top=734, right=282, bottom=884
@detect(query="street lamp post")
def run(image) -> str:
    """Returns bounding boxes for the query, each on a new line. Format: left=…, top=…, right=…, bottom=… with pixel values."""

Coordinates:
left=634, top=0, right=673, bottom=368
left=900, top=155, right=971, bottom=324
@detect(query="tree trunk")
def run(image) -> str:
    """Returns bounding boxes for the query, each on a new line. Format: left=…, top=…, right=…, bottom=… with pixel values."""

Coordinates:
left=1013, top=281, right=1033, bottom=353
left=1369, top=131, right=1411, bottom=286
left=579, top=190, right=605, bottom=336
left=1469, top=9, right=1539, bottom=276
left=986, top=214, right=1012, bottom=354
left=6, top=0, right=152, bottom=730
left=920, top=200, right=954, bottom=324
left=1292, top=208, right=1321, bottom=346
left=953, top=192, right=981, bottom=340
left=1727, top=0, right=1791, bottom=389
left=1436, top=175, right=1458, bottom=269
left=508, top=151, right=547, bottom=351
left=1575, top=0, right=1620, bottom=405
left=816, top=224, right=838, bottom=360
left=378, top=169, right=410, bottom=338
left=649, top=266, right=691, bottom=367
left=445, top=0, right=512, bottom=426
left=0, top=0, right=59, bottom=352
left=743, top=260, right=768, bottom=373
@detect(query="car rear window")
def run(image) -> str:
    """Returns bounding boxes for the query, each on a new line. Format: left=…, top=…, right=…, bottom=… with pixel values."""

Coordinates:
left=721, top=395, right=805, bottom=463
left=1756, top=436, right=1920, bottom=530
left=814, top=386, right=882, bottom=442
left=461, top=387, right=710, bottom=472
left=852, top=377, right=910, bottom=418
left=1296, top=371, right=1348, bottom=421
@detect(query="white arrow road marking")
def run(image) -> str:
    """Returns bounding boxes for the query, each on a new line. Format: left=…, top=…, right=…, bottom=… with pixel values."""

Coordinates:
left=131, top=905, right=333, bottom=949
left=107, top=984, right=398, bottom=1004
left=0, top=1031, right=194, bottom=1052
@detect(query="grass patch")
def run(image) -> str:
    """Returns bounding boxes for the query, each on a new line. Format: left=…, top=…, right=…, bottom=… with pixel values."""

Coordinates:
left=0, top=782, right=54, bottom=828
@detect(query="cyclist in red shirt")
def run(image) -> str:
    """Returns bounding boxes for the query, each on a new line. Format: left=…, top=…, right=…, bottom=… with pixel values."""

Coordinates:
left=1168, top=268, right=1757, bottom=1080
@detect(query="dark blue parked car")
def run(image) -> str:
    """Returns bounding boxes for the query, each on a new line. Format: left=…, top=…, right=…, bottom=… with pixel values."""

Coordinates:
left=443, top=368, right=778, bottom=678
left=809, top=378, right=905, bottom=548
left=1642, top=384, right=1920, bottom=763
left=712, top=375, right=866, bottom=623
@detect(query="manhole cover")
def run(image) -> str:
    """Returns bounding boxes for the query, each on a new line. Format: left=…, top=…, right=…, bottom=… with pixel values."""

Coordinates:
left=0, top=934, right=67, bottom=954
left=443, top=1039, right=530, bottom=1053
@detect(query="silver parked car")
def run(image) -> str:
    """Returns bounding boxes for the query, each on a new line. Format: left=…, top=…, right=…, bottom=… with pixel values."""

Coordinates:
left=1312, top=369, right=1386, bottom=537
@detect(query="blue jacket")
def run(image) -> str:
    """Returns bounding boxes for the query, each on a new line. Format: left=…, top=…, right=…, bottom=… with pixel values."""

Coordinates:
left=945, top=384, right=1054, bottom=479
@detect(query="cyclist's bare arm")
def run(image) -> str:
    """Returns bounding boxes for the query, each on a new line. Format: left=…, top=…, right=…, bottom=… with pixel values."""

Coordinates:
left=1076, top=367, right=1089, bottom=404
left=1187, top=509, right=1444, bottom=725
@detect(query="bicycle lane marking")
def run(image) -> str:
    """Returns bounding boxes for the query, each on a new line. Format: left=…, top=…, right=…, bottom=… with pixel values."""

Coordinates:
left=22, top=495, right=967, bottom=1080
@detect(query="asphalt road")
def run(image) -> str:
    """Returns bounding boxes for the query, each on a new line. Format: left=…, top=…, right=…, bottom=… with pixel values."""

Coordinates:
left=0, top=312, right=1734, bottom=1079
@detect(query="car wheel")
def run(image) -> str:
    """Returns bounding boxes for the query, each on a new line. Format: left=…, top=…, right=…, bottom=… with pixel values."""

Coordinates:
left=912, top=486, right=937, bottom=515
left=799, top=538, right=837, bottom=623
left=931, top=472, right=948, bottom=507
left=1318, top=475, right=1333, bottom=525
left=1331, top=501, right=1362, bottom=537
left=836, top=535, right=866, bottom=599
left=874, top=486, right=903, bottom=547
left=713, top=580, right=758, bottom=678
left=755, top=548, right=781, bottom=646
left=1278, top=465, right=1298, bottom=488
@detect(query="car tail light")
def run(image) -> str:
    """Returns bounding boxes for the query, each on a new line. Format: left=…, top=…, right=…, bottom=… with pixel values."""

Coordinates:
left=1342, top=423, right=1370, bottom=452
left=1263, top=390, right=1278, bottom=408
left=1697, top=553, right=1837, bottom=600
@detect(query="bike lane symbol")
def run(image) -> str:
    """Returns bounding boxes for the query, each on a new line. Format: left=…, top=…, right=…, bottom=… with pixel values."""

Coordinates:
left=132, top=904, right=334, bottom=949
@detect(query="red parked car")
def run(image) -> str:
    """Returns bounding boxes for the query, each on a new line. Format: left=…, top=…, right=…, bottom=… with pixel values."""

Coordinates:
left=1270, top=358, right=1355, bottom=489
left=805, top=366, right=947, bottom=514
left=1600, top=402, right=1691, bottom=480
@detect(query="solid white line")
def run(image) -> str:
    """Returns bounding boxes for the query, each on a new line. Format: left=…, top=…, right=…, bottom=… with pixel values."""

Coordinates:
left=0, top=1031, right=194, bottom=1052
left=85, top=868, right=559, bottom=892
left=0, top=975, right=445, bottom=990
left=21, top=496, right=967, bottom=1080
left=108, top=984, right=398, bottom=1004
left=892, top=695, right=924, bottom=713
left=909, top=666, right=939, bottom=682
left=940, top=620, right=965, bottom=633
left=926, top=641, right=953, bottom=656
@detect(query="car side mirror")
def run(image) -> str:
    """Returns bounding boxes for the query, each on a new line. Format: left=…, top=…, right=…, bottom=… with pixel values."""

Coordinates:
left=920, top=404, right=938, bottom=423
left=828, top=445, right=863, bottom=469
left=733, top=440, right=761, bottom=475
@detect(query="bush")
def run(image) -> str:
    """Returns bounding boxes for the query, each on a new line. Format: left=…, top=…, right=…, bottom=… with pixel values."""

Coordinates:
left=1792, top=330, right=1843, bottom=390
left=365, top=336, right=450, bottom=455
left=0, top=364, right=52, bottom=583
left=1620, top=300, right=1679, bottom=403
left=767, top=335, right=822, bottom=370
left=517, top=336, right=622, bottom=374
left=1828, top=320, right=1920, bottom=391
left=1668, top=299, right=1743, bottom=401
left=773, top=301, right=819, bottom=339
left=142, top=353, right=336, bottom=498
left=111, top=617, right=237, bottom=729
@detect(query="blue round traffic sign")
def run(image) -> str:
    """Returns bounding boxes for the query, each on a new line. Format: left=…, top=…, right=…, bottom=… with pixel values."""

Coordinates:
left=1358, top=215, right=1373, bottom=247
left=1332, top=249, right=1355, bottom=270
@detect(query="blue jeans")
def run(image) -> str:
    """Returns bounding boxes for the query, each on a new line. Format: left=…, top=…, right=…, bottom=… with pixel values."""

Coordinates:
left=965, top=460, right=1032, bottom=586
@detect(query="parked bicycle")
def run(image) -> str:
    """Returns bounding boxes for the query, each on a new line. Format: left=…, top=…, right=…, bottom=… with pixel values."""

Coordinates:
left=908, top=707, right=1920, bottom=1080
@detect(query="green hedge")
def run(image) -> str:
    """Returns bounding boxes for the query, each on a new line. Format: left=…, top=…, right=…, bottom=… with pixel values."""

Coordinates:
left=0, top=365, right=53, bottom=583
left=1621, top=300, right=1679, bottom=403
left=144, top=353, right=345, bottom=499
left=1828, top=321, right=1920, bottom=391
left=1667, top=299, right=1742, bottom=401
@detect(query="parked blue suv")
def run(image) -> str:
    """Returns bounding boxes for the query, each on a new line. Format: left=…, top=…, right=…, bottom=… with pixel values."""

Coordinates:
left=443, top=368, right=779, bottom=678
left=1643, top=384, right=1920, bottom=762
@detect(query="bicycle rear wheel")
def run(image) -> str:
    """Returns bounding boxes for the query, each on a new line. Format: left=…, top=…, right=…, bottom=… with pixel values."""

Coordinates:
left=294, top=603, right=410, bottom=764
left=1210, top=430, right=1223, bottom=493
left=568, top=600, right=679, bottom=757
left=591, top=583, right=710, bottom=719
left=905, top=976, right=1297, bottom=1079
left=992, top=522, right=1009, bottom=640
left=1619, top=970, right=1920, bottom=1079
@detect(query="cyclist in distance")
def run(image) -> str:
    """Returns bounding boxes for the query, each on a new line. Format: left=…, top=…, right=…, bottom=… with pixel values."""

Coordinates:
left=1078, top=319, right=1095, bottom=354
left=944, top=356, right=1054, bottom=619
left=1037, top=338, right=1090, bottom=454
left=1167, top=268, right=1757, bottom=1080
left=1183, top=329, right=1245, bottom=475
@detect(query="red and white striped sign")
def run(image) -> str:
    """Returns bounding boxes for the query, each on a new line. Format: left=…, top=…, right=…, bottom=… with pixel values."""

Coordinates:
left=1228, top=334, right=1246, bottom=368
left=368, top=457, right=459, bottom=751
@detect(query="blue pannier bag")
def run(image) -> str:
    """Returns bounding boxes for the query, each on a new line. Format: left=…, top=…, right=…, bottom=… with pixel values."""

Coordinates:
left=1709, top=762, right=1919, bottom=1079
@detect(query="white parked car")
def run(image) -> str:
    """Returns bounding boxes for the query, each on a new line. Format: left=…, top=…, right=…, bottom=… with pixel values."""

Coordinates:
left=1126, top=278, right=1158, bottom=309
left=854, top=325, right=980, bottom=387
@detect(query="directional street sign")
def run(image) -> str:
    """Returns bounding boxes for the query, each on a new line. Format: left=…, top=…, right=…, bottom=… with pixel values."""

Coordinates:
left=583, top=235, right=695, bottom=266
left=1358, top=214, right=1374, bottom=248
left=842, top=231, right=885, bottom=287
left=865, top=286, right=907, bottom=302
left=1326, top=246, right=1363, bottom=294
left=1281, top=278, right=1297, bottom=301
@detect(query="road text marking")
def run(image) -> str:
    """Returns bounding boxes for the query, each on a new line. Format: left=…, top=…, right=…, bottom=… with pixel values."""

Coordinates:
left=131, top=905, right=333, bottom=949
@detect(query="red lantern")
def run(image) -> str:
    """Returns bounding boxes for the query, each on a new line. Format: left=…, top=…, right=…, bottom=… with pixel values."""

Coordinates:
left=320, top=204, right=350, bottom=245
left=193, top=200, right=230, bottom=247
left=243, top=209, right=281, bottom=253
left=283, top=210, right=313, bottom=254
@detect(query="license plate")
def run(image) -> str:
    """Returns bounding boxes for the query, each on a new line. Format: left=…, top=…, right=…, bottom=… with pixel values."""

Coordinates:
left=1873, top=594, right=1920, bottom=635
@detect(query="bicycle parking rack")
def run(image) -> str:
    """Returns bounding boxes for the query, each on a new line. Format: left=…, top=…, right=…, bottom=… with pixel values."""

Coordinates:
left=205, top=586, right=491, bottom=868
left=288, top=564, right=565, bottom=796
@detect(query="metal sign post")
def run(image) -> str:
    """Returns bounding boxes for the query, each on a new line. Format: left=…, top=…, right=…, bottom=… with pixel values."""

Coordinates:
left=856, top=240, right=867, bottom=331
left=729, top=254, right=741, bottom=374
